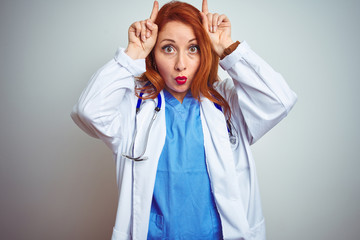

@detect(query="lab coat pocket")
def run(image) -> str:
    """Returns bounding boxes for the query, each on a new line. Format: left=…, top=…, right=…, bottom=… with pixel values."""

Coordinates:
left=147, top=212, right=164, bottom=239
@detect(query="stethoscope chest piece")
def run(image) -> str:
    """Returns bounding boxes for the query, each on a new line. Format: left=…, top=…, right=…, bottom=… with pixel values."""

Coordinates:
left=229, top=135, right=237, bottom=145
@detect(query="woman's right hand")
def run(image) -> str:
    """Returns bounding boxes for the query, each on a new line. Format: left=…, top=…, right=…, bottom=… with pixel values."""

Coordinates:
left=125, top=1, right=159, bottom=60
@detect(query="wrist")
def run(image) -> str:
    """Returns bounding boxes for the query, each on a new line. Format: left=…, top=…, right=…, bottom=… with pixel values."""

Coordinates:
left=125, top=44, right=148, bottom=60
left=220, top=40, right=240, bottom=60
left=219, top=39, right=234, bottom=56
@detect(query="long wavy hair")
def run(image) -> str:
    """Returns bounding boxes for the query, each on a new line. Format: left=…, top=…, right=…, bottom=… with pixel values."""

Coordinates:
left=137, top=0, right=231, bottom=118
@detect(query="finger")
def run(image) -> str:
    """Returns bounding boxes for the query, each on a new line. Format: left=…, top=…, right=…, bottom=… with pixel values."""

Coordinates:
left=141, top=20, right=147, bottom=41
left=199, top=12, right=209, bottom=33
left=132, top=22, right=141, bottom=37
left=146, top=20, right=154, bottom=31
left=145, top=20, right=157, bottom=38
left=217, top=14, right=228, bottom=26
left=150, top=1, right=159, bottom=22
left=206, top=13, right=213, bottom=32
left=148, top=20, right=158, bottom=36
left=212, top=13, right=219, bottom=32
left=202, top=0, right=209, bottom=14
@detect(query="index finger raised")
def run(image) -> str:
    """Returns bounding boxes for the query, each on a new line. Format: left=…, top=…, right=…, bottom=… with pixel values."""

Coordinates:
left=150, top=1, right=159, bottom=22
left=202, top=0, right=209, bottom=14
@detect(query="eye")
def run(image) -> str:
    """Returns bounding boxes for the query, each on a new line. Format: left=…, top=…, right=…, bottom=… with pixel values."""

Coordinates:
left=162, top=45, right=175, bottom=53
left=189, top=45, right=199, bottom=54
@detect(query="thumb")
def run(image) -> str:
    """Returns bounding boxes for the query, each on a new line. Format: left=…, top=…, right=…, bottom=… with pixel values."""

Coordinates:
left=199, top=12, right=209, bottom=33
left=146, top=20, right=158, bottom=36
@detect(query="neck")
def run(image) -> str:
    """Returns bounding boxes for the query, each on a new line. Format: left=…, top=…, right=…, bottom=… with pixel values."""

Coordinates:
left=164, top=87, right=188, bottom=104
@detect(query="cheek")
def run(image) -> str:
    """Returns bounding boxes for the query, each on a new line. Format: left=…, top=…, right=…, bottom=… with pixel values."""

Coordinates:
left=190, top=57, right=201, bottom=74
left=156, top=61, right=170, bottom=79
left=154, top=56, right=170, bottom=77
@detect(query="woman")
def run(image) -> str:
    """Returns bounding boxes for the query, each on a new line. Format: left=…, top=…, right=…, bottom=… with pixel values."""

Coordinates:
left=71, top=0, right=297, bottom=239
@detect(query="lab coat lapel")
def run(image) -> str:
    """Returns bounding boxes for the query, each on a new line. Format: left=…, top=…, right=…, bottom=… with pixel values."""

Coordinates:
left=200, top=97, right=251, bottom=239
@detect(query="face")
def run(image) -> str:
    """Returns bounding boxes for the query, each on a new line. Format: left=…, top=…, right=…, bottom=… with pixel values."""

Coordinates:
left=154, top=21, right=200, bottom=102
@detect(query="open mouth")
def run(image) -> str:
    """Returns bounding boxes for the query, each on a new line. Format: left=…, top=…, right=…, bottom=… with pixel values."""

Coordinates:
left=175, top=76, right=187, bottom=85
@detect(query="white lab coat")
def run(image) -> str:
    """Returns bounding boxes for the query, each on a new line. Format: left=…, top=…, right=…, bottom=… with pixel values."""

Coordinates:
left=71, top=41, right=297, bottom=240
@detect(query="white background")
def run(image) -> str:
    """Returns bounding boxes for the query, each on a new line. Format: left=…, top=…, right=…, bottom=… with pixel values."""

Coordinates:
left=0, top=0, right=359, bottom=239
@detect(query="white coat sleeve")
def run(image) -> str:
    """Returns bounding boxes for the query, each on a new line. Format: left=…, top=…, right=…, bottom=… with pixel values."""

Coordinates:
left=70, top=48, right=146, bottom=152
left=218, top=41, right=297, bottom=145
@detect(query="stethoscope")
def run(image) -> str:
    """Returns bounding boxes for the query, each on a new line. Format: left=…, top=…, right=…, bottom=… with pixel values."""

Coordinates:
left=122, top=92, right=162, bottom=161
left=122, top=92, right=237, bottom=161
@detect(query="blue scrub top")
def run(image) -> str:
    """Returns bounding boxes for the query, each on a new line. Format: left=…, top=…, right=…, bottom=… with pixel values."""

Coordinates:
left=147, top=90, right=223, bottom=239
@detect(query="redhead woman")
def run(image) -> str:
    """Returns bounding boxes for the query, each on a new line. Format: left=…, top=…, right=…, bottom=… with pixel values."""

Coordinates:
left=71, top=0, right=297, bottom=239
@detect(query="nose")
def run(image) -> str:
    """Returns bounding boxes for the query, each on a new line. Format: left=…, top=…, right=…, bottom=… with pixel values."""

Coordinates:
left=174, top=53, right=186, bottom=72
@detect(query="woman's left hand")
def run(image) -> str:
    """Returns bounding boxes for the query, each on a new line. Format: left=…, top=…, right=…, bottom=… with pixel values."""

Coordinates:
left=200, top=0, right=234, bottom=57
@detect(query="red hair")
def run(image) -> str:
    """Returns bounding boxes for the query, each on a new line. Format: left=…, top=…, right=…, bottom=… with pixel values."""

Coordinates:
left=137, top=1, right=231, bottom=118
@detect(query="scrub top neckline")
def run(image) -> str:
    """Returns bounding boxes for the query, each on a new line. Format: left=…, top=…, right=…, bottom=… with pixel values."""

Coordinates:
left=163, top=89, right=193, bottom=106
left=163, top=89, right=194, bottom=118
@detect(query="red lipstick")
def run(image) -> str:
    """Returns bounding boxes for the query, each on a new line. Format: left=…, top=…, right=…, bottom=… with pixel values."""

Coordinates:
left=175, top=76, right=187, bottom=85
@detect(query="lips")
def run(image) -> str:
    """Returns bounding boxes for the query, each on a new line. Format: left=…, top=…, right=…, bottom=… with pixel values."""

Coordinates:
left=175, top=76, right=187, bottom=85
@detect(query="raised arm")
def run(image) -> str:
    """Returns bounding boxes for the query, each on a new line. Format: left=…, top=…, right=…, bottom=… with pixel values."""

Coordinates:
left=218, top=41, right=297, bottom=144
left=201, top=0, right=297, bottom=144
left=71, top=1, right=159, bottom=152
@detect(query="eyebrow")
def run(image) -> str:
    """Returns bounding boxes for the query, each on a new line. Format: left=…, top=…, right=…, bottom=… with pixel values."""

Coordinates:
left=160, top=38, right=197, bottom=43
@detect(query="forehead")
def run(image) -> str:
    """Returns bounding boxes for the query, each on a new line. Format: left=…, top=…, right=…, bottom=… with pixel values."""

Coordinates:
left=158, top=21, right=196, bottom=42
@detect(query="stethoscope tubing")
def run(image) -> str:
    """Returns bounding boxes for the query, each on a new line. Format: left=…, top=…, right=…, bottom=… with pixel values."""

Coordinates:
left=122, top=93, right=162, bottom=161
left=122, top=92, right=236, bottom=161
